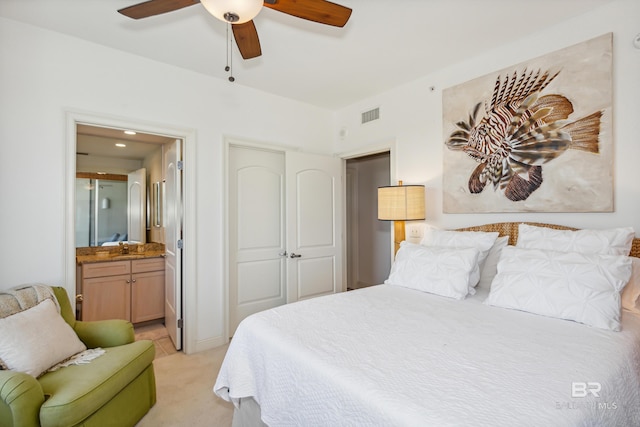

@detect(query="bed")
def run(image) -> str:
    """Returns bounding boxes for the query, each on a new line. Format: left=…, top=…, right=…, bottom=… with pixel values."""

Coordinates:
left=214, top=222, right=640, bottom=426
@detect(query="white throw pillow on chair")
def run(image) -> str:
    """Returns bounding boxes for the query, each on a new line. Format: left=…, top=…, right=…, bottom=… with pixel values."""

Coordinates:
left=0, top=299, right=86, bottom=377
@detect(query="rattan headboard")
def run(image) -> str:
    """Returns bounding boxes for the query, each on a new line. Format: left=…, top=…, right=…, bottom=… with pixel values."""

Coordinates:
left=455, top=222, right=640, bottom=258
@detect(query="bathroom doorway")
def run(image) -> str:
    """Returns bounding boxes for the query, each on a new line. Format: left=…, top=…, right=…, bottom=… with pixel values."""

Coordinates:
left=65, top=112, right=192, bottom=352
left=345, top=151, right=391, bottom=290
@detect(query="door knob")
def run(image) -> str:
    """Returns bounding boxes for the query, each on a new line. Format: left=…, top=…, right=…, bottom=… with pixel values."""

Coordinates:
left=289, top=253, right=302, bottom=258
left=279, top=251, right=288, bottom=257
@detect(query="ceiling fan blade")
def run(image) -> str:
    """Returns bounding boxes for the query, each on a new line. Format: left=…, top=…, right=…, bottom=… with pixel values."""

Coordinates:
left=264, top=0, right=352, bottom=27
left=232, top=21, right=262, bottom=60
left=118, top=0, right=199, bottom=19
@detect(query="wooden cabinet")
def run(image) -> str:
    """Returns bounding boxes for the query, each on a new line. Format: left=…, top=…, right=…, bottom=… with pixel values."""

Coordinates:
left=79, top=257, right=165, bottom=323
left=130, top=258, right=166, bottom=323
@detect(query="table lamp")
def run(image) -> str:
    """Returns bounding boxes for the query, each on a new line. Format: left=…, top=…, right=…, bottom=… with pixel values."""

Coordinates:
left=378, top=181, right=425, bottom=254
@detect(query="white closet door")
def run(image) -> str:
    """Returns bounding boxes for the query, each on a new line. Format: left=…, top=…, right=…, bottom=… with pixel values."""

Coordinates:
left=229, top=146, right=343, bottom=335
left=286, top=151, right=343, bottom=302
left=229, top=146, right=287, bottom=335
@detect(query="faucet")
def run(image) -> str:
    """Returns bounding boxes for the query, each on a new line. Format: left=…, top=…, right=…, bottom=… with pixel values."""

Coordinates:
left=119, top=241, right=130, bottom=254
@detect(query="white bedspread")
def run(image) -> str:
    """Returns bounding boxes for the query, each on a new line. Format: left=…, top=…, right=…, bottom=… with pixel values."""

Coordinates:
left=214, top=285, right=640, bottom=426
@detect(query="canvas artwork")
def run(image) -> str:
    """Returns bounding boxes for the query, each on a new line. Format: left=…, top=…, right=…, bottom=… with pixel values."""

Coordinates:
left=442, top=33, right=613, bottom=213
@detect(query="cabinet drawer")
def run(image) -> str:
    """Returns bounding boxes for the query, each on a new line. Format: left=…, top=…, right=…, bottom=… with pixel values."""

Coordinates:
left=82, top=260, right=131, bottom=279
left=132, top=257, right=165, bottom=273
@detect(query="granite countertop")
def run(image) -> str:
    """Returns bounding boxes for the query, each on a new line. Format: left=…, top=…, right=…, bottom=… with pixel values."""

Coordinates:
left=76, top=251, right=166, bottom=265
left=76, top=243, right=166, bottom=265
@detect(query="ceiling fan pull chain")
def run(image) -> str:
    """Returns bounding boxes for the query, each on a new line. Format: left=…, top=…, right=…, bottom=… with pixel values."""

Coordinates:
left=226, top=23, right=235, bottom=82
left=224, top=24, right=229, bottom=72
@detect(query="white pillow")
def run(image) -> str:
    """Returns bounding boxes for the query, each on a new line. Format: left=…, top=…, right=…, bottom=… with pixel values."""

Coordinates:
left=516, top=224, right=635, bottom=256
left=385, top=242, right=479, bottom=300
left=0, top=299, right=87, bottom=377
left=622, top=257, right=640, bottom=315
left=477, top=236, right=509, bottom=290
left=485, top=246, right=632, bottom=331
left=420, top=229, right=499, bottom=285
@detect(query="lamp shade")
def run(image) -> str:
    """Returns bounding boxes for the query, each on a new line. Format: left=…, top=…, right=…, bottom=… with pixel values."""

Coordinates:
left=201, top=0, right=263, bottom=24
left=378, top=185, right=425, bottom=221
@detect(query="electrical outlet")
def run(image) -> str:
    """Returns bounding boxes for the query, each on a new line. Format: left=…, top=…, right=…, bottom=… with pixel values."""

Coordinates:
left=407, top=224, right=424, bottom=240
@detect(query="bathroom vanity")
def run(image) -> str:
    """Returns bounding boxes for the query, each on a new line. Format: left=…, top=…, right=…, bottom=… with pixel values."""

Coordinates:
left=76, top=245, right=166, bottom=323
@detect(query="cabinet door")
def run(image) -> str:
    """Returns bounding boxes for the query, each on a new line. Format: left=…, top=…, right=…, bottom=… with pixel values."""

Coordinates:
left=131, top=270, right=165, bottom=323
left=82, top=274, right=131, bottom=321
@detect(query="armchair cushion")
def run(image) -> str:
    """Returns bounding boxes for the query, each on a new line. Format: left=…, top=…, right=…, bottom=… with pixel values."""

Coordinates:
left=0, top=299, right=86, bottom=377
left=37, top=340, right=155, bottom=427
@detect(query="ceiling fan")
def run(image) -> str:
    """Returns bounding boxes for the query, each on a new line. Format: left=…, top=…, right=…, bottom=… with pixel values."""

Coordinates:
left=118, top=0, right=352, bottom=60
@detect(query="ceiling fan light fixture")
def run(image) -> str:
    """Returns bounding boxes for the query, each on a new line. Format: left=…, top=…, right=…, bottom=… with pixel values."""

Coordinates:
left=201, top=0, right=263, bottom=24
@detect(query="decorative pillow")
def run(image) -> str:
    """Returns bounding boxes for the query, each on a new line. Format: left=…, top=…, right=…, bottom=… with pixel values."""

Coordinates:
left=516, top=224, right=635, bottom=256
left=420, top=229, right=499, bottom=286
left=622, top=257, right=640, bottom=315
left=385, top=242, right=479, bottom=300
left=485, top=246, right=632, bottom=331
left=0, top=299, right=86, bottom=377
left=477, top=236, right=509, bottom=290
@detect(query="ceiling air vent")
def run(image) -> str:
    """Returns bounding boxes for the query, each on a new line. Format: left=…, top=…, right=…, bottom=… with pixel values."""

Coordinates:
left=361, top=107, right=380, bottom=124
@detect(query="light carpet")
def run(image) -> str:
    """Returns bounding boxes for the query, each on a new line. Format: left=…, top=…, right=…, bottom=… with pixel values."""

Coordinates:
left=135, top=343, right=234, bottom=426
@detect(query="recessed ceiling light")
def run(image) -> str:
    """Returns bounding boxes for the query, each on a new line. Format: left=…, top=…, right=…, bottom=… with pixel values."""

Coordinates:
left=124, top=130, right=136, bottom=135
left=115, top=143, right=127, bottom=148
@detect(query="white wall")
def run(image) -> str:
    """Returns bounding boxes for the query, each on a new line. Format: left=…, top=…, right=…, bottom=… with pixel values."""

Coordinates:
left=334, top=0, right=640, bottom=234
left=0, top=17, right=334, bottom=352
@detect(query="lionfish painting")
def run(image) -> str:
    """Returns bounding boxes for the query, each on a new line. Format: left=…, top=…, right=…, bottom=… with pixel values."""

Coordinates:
left=445, top=68, right=602, bottom=202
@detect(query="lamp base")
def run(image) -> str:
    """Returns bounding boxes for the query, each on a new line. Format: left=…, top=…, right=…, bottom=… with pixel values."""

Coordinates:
left=394, top=220, right=405, bottom=256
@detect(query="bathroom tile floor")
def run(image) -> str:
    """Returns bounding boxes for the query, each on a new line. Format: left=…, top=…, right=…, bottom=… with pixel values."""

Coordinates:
left=134, top=322, right=179, bottom=359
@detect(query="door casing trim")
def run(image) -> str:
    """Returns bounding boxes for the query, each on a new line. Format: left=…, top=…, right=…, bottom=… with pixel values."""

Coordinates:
left=64, top=110, right=197, bottom=353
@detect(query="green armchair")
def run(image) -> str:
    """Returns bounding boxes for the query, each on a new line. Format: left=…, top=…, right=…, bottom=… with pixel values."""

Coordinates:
left=0, top=286, right=156, bottom=427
